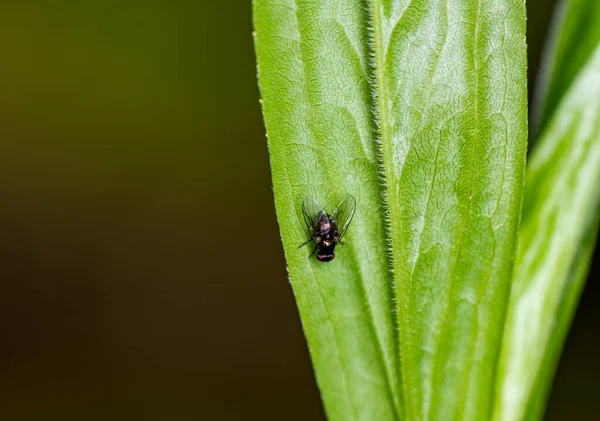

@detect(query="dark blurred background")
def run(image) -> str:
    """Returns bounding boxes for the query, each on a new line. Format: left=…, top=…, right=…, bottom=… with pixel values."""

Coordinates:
left=0, top=1, right=596, bottom=420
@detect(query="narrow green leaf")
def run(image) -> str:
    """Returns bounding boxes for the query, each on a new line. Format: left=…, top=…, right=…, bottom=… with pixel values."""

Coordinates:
left=370, top=1, right=528, bottom=420
left=493, top=44, right=600, bottom=421
left=253, top=1, right=401, bottom=420
left=532, top=0, right=600, bottom=135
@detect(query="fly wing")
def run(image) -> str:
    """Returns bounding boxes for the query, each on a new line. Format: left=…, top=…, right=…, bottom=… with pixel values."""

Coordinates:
left=302, top=197, right=324, bottom=234
left=331, top=195, right=356, bottom=241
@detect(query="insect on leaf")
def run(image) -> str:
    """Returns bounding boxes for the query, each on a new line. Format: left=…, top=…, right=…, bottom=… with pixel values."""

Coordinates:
left=254, top=0, right=401, bottom=419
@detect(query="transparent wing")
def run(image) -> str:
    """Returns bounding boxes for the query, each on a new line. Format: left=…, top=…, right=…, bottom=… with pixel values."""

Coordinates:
left=302, top=197, right=324, bottom=234
left=331, top=195, right=356, bottom=241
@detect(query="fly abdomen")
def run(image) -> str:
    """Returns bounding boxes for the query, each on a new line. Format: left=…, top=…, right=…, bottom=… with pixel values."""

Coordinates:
left=316, top=253, right=335, bottom=262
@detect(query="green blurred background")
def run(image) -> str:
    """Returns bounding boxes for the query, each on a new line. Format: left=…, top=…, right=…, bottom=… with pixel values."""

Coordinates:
left=0, top=1, right=597, bottom=420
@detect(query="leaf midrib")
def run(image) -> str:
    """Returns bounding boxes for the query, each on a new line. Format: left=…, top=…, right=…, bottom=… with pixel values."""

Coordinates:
left=369, top=1, right=408, bottom=419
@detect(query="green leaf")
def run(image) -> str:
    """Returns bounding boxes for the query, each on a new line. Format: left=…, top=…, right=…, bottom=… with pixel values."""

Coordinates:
left=253, top=1, right=401, bottom=420
left=370, top=1, right=528, bottom=420
left=493, top=44, right=600, bottom=421
left=255, top=1, right=528, bottom=420
left=532, top=0, right=600, bottom=135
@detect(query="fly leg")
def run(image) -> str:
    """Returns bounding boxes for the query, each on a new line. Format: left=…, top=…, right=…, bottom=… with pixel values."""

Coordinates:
left=298, top=238, right=313, bottom=248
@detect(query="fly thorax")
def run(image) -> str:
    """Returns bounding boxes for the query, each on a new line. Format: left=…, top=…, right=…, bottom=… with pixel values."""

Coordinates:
left=316, top=212, right=331, bottom=234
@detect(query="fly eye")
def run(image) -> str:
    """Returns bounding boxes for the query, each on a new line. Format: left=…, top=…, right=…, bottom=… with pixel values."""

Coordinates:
left=315, top=236, right=322, bottom=243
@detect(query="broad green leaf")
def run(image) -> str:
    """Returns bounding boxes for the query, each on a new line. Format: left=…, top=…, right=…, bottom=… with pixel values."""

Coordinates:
left=493, top=44, right=600, bottom=421
left=532, top=0, right=600, bottom=135
left=370, top=1, right=528, bottom=420
left=253, top=1, right=401, bottom=420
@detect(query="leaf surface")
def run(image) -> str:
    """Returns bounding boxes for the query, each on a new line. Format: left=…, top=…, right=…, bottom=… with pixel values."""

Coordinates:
left=255, top=1, right=529, bottom=420
left=369, top=1, right=528, bottom=420
left=254, top=1, right=401, bottom=420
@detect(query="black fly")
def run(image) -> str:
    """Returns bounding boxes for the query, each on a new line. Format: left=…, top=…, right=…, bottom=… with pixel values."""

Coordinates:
left=299, top=195, right=356, bottom=262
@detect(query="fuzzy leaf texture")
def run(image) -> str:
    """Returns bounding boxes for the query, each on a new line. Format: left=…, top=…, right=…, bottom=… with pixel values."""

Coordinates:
left=371, top=1, right=527, bottom=420
left=493, top=10, right=600, bottom=421
left=254, top=1, right=527, bottom=421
